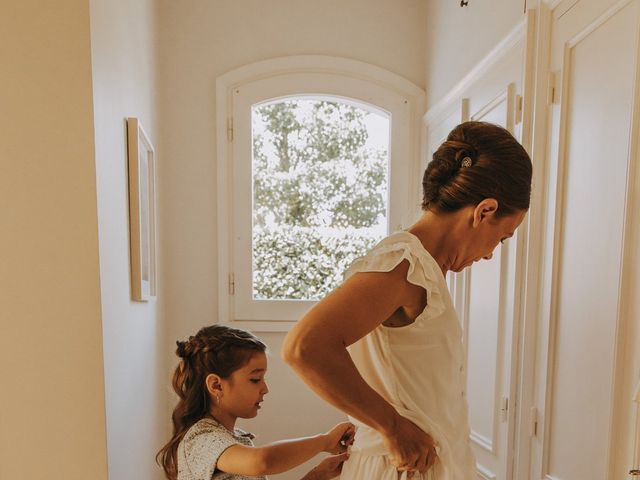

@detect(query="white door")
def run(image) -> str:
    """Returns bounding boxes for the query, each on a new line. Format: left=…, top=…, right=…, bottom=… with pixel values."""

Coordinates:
left=462, top=82, right=524, bottom=480
left=424, top=15, right=534, bottom=479
left=531, top=0, right=640, bottom=478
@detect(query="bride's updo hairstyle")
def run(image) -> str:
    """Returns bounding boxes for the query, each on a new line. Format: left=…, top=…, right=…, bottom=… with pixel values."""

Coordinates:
left=422, top=121, right=532, bottom=217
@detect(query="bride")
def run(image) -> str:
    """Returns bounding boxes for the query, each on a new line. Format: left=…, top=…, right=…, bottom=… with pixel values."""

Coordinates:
left=282, top=121, right=532, bottom=479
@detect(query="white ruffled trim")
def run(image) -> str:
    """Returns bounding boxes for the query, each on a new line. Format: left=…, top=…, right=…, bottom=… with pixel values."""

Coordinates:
left=344, top=232, right=446, bottom=322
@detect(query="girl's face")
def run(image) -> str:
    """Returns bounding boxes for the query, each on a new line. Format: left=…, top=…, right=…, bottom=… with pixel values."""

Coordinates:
left=219, top=351, right=269, bottom=419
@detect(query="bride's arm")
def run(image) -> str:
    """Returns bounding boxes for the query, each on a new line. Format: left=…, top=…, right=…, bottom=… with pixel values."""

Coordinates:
left=282, top=260, right=436, bottom=473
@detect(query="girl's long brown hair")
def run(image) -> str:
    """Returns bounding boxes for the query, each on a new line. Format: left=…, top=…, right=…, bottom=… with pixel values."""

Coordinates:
left=156, top=325, right=266, bottom=480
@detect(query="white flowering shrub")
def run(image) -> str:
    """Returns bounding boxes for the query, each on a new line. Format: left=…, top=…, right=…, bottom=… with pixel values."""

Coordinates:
left=252, top=99, right=389, bottom=300
left=253, top=227, right=379, bottom=300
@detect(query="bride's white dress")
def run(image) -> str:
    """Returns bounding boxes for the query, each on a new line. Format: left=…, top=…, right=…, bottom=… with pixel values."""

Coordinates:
left=340, top=231, right=476, bottom=480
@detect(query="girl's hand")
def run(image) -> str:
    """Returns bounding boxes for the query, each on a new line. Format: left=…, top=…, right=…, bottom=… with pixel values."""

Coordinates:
left=302, top=452, right=350, bottom=480
left=381, top=416, right=437, bottom=474
left=323, top=422, right=355, bottom=454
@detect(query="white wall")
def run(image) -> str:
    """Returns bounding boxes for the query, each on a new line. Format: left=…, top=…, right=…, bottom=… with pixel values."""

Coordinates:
left=89, top=0, right=166, bottom=479
left=424, top=0, right=526, bottom=109
left=0, top=2, right=109, bottom=479
left=157, top=1, right=426, bottom=478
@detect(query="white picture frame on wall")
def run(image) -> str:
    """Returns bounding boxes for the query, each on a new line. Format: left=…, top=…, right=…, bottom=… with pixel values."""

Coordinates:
left=126, top=117, right=157, bottom=302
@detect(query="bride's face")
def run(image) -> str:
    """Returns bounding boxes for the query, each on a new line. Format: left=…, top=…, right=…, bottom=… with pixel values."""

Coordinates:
left=451, top=206, right=526, bottom=272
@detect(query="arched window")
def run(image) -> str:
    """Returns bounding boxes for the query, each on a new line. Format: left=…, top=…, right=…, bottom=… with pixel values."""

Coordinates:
left=216, top=56, right=424, bottom=330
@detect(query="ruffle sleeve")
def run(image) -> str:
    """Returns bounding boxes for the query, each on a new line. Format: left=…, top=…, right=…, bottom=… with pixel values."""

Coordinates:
left=343, top=232, right=447, bottom=323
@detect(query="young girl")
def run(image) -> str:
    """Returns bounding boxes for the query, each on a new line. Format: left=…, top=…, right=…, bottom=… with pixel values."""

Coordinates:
left=157, top=324, right=355, bottom=480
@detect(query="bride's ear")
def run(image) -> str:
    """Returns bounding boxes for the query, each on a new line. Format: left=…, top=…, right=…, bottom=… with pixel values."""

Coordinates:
left=472, top=199, right=499, bottom=228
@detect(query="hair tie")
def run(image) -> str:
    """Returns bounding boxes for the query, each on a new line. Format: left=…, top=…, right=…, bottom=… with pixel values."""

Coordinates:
left=461, top=156, right=473, bottom=168
left=176, top=340, right=189, bottom=359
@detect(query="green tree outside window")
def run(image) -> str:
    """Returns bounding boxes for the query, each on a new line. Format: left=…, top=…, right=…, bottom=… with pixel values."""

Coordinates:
left=252, top=99, right=389, bottom=300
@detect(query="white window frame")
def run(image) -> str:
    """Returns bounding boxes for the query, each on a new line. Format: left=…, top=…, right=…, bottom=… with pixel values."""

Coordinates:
left=216, top=55, right=425, bottom=331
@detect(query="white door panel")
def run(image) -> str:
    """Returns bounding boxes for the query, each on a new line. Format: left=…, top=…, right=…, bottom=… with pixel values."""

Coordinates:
left=424, top=16, right=532, bottom=477
left=464, top=84, right=520, bottom=480
left=534, top=0, right=640, bottom=478
left=466, top=242, right=503, bottom=452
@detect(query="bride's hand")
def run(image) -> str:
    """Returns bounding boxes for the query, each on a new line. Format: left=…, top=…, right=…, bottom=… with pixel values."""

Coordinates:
left=381, top=416, right=437, bottom=474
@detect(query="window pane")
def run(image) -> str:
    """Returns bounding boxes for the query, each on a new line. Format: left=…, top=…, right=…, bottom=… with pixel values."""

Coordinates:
left=252, top=98, right=389, bottom=300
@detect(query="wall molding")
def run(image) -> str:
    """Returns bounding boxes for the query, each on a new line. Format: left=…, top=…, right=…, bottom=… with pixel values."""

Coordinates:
left=423, top=18, right=527, bottom=125
left=471, top=430, right=494, bottom=453
left=476, top=463, right=497, bottom=480
left=216, top=55, right=425, bottom=100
